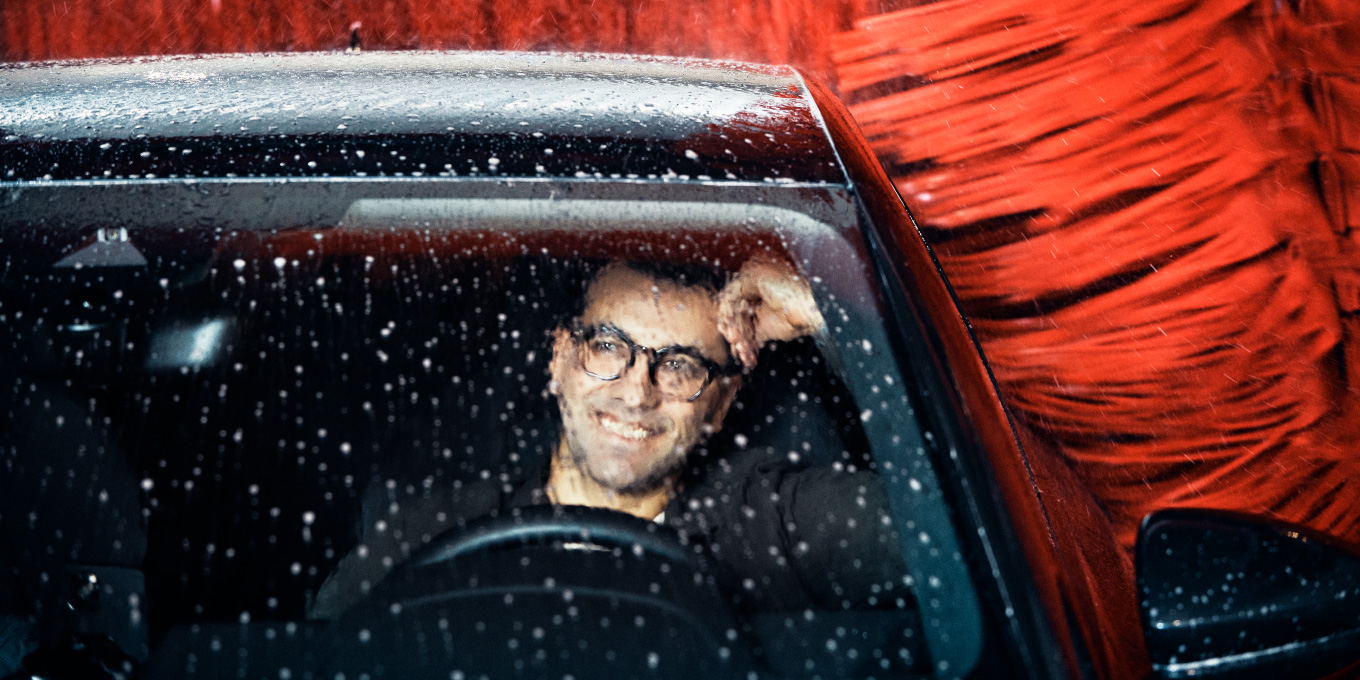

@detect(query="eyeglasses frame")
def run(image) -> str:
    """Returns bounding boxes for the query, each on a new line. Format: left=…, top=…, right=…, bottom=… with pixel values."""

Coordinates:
left=569, top=321, right=736, bottom=402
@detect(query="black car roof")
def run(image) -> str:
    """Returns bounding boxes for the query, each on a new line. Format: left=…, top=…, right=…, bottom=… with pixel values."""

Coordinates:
left=0, top=52, right=845, bottom=184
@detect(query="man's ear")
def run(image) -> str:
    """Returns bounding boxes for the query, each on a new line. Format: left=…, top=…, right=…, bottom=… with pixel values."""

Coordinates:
left=547, top=327, right=571, bottom=396
left=704, top=374, right=743, bottom=432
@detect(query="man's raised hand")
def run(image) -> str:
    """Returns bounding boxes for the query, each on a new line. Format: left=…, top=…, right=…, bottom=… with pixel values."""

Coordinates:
left=717, top=256, right=826, bottom=370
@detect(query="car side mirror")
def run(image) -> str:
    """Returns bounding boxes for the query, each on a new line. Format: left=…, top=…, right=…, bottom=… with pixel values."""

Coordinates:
left=1137, top=509, right=1360, bottom=679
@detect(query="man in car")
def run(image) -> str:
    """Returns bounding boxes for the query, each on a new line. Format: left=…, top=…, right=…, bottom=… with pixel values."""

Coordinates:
left=311, top=257, right=910, bottom=619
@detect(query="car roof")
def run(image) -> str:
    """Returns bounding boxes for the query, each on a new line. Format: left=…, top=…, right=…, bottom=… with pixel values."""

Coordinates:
left=0, top=51, right=845, bottom=184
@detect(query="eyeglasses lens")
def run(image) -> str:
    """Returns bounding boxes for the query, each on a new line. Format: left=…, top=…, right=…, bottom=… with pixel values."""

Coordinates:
left=584, top=334, right=630, bottom=376
left=653, top=355, right=705, bottom=398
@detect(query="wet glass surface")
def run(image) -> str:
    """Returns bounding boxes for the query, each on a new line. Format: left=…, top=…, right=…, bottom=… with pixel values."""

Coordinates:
left=0, top=179, right=982, bottom=679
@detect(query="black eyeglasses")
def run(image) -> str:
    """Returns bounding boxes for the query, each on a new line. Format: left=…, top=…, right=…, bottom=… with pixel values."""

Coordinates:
left=570, top=322, right=735, bottom=401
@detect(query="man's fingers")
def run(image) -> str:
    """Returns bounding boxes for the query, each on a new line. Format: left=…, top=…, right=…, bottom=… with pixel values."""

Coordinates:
left=747, top=267, right=823, bottom=341
left=717, top=293, right=759, bottom=370
left=719, top=256, right=825, bottom=369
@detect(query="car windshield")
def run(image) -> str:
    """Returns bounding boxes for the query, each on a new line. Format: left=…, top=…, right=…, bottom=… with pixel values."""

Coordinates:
left=0, top=179, right=982, bottom=679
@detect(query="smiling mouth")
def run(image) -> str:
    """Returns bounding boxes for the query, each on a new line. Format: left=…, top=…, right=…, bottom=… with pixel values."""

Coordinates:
left=595, top=412, right=661, bottom=441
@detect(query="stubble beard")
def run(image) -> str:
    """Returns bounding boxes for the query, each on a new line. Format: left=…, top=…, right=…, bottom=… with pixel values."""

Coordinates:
left=557, top=395, right=693, bottom=497
left=563, top=418, right=690, bottom=496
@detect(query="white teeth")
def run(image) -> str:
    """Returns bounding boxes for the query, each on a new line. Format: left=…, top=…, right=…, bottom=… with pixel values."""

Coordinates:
left=598, top=414, right=652, bottom=440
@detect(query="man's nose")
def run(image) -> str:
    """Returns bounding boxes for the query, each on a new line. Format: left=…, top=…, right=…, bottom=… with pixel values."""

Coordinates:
left=613, top=358, right=660, bottom=408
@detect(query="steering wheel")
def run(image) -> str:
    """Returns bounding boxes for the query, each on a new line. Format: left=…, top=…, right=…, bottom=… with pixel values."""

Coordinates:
left=401, top=503, right=698, bottom=572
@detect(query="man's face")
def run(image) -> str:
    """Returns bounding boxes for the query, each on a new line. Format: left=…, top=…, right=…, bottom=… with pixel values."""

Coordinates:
left=549, top=265, right=739, bottom=495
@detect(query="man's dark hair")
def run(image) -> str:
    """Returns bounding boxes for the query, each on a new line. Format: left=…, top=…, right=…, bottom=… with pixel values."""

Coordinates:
left=616, top=260, right=727, bottom=293
left=564, top=259, right=728, bottom=321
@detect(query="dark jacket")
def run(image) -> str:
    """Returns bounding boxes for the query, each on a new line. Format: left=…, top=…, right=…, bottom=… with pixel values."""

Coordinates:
left=310, top=443, right=910, bottom=620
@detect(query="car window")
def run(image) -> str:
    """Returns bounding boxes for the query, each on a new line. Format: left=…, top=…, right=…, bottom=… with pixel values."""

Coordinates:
left=0, top=179, right=982, bottom=679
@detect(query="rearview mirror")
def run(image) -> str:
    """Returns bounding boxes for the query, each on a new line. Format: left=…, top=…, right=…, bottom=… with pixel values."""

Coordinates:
left=1137, top=509, right=1360, bottom=679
